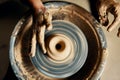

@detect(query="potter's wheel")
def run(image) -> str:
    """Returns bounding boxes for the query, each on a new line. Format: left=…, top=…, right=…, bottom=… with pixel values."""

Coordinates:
left=9, top=1, right=107, bottom=80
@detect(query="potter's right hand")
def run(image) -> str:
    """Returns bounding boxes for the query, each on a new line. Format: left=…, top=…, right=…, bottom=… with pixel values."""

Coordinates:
left=97, top=0, right=120, bottom=37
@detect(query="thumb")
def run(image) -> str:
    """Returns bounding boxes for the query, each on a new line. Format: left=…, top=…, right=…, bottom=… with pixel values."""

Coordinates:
left=98, top=4, right=109, bottom=26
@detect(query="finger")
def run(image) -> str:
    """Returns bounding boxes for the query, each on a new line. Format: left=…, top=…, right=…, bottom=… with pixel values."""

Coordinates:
left=117, top=27, right=120, bottom=37
left=44, top=11, right=53, bottom=30
left=38, top=25, right=47, bottom=53
left=107, top=17, right=120, bottom=32
left=29, top=30, right=37, bottom=57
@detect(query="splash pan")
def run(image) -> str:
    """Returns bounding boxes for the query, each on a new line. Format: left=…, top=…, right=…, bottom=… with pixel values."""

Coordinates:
left=9, top=1, right=107, bottom=80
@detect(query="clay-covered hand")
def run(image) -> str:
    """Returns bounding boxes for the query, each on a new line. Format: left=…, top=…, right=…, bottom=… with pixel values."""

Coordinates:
left=32, top=6, right=52, bottom=56
left=22, top=0, right=52, bottom=56
left=97, top=0, right=120, bottom=37
left=35, top=10, right=52, bottom=54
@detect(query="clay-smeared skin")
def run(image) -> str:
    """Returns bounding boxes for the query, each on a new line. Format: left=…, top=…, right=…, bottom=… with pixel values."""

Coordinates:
left=29, top=29, right=37, bottom=57
left=30, top=11, right=52, bottom=57
left=98, top=0, right=120, bottom=37
left=38, top=25, right=46, bottom=53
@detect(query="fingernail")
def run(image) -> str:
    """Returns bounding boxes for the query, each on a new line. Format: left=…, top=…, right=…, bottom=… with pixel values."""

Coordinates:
left=107, top=28, right=112, bottom=32
left=43, top=48, right=47, bottom=54
left=47, top=25, right=53, bottom=30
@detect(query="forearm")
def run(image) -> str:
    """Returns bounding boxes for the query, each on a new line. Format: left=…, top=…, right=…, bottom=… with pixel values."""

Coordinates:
left=28, top=0, right=44, bottom=12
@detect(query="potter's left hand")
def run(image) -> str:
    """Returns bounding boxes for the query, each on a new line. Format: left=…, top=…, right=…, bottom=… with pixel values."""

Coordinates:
left=97, top=0, right=120, bottom=37
left=30, top=0, right=52, bottom=54
left=35, top=10, right=52, bottom=54
left=21, top=0, right=52, bottom=56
